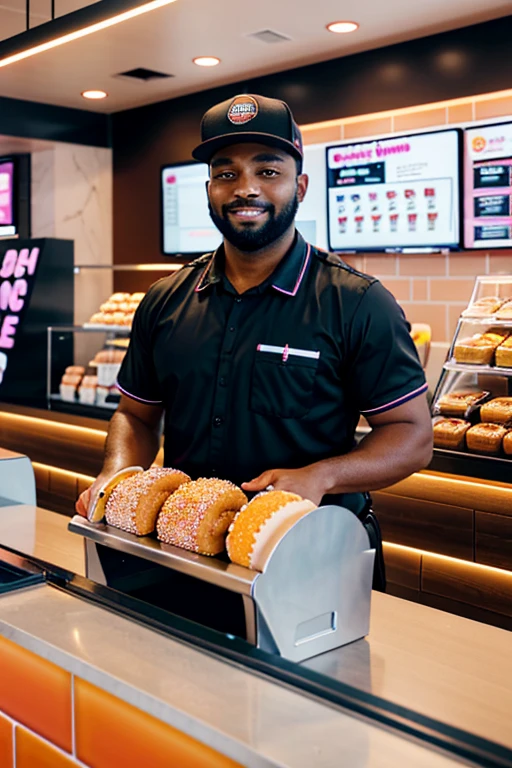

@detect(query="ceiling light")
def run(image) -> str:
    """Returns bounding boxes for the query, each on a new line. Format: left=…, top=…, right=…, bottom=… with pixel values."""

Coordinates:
left=82, top=90, right=107, bottom=100
left=326, top=21, right=359, bottom=34
left=193, top=56, right=221, bottom=67
left=0, top=0, right=178, bottom=69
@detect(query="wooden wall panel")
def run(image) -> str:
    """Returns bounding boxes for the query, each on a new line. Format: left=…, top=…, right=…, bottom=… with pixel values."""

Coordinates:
left=475, top=512, right=512, bottom=571
left=382, top=543, right=421, bottom=592
left=374, top=492, right=473, bottom=560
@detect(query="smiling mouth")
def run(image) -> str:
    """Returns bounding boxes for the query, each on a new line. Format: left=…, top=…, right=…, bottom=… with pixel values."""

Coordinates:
left=227, top=207, right=268, bottom=219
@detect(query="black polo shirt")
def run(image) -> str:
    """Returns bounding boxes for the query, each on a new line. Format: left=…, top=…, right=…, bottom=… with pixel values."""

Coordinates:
left=117, top=232, right=427, bottom=488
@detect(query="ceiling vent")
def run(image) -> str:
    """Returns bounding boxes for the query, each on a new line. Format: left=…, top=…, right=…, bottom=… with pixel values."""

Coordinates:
left=115, top=68, right=174, bottom=81
left=247, top=29, right=292, bottom=44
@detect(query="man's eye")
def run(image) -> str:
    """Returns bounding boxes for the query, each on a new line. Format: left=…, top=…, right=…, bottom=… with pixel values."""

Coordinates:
left=214, top=171, right=235, bottom=179
left=260, top=169, right=279, bottom=177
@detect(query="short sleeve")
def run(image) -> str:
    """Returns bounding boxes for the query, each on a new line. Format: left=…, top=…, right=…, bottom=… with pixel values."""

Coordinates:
left=346, top=281, right=427, bottom=416
left=116, top=292, right=163, bottom=405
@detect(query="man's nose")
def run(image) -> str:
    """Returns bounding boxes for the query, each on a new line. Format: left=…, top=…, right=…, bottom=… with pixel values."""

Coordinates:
left=233, top=173, right=260, bottom=199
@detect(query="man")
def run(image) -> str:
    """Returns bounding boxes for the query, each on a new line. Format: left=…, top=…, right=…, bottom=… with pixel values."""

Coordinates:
left=77, top=95, right=432, bottom=577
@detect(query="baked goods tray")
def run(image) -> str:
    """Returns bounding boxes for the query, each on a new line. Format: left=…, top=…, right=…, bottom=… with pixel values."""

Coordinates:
left=430, top=448, right=511, bottom=483
left=459, top=317, right=512, bottom=326
left=82, top=323, right=131, bottom=333
left=69, top=515, right=256, bottom=594
left=444, top=361, right=512, bottom=375
left=69, top=506, right=374, bottom=662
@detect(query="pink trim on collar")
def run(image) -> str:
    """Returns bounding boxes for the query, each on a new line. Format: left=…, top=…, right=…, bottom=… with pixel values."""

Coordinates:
left=194, top=254, right=216, bottom=292
left=272, top=243, right=311, bottom=297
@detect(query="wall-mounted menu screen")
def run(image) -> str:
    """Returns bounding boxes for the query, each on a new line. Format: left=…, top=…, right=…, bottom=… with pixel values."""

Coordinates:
left=464, top=122, right=512, bottom=249
left=0, top=159, right=15, bottom=237
left=161, top=161, right=221, bottom=256
left=326, top=129, right=461, bottom=252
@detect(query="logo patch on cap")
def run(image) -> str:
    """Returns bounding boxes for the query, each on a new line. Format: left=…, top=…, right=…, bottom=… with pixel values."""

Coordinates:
left=227, top=95, right=258, bottom=125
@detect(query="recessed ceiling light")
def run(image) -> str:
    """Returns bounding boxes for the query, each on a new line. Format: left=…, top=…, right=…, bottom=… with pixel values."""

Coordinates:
left=82, top=90, right=108, bottom=99
left=326, top=21, right=359, bottom=34
left=193, top=56, right=221, bottom=67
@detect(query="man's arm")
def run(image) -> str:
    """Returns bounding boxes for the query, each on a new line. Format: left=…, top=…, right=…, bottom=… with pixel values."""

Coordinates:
left=75, top=394, right=164, bottom=516
left=242, top=394, right=433, bottom=504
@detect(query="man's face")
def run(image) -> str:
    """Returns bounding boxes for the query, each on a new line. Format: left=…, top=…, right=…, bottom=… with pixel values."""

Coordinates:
left=207, top=143, right=308, bottom=253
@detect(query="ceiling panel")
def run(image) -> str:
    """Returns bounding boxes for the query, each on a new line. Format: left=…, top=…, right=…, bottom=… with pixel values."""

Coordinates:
left=0, top=0, right=510, bottom=112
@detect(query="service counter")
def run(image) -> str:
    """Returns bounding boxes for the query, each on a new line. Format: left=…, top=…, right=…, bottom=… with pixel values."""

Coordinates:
left=0, top=504, right=511, bottom=767
left=0, top=401, right=511, bottom=629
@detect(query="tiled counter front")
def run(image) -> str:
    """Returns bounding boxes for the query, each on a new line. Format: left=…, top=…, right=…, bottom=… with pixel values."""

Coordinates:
left=0, top=635, right=241, bottom=768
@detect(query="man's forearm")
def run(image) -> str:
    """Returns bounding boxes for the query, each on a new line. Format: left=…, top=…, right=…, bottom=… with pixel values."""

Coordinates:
left=101, top=409, right=161, bottom=477
left=312, top=421, right=433, bottom=496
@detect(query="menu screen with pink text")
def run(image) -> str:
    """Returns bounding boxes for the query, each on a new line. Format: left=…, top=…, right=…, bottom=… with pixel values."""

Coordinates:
left=0, top=161, right=14, bottom=234
left=326, top=130, right=460, bottom=251
left=464, top=122, right=512, bottom=248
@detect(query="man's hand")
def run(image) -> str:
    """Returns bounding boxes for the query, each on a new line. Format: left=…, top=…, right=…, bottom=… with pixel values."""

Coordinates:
left=75, top=473, right=111, bottom=518
left=242, top=465, right=328, bottom=506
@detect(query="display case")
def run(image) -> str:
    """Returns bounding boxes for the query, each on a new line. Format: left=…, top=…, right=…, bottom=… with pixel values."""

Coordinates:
left=430, top=275, right=512, bottom=482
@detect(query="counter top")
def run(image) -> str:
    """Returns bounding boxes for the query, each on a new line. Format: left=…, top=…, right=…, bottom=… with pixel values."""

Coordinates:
left=0, top=505, right=510, bottom=765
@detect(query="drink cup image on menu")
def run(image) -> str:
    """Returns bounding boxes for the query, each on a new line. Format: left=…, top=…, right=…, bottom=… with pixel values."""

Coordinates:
left=405, top=189, right=416, bottom=211
left=338, top=204, right=346, bottom=214
left=355, top=216, right=364, bottom=233
left=408, top=213, right=418, bottom=232
left=389, top=213, right=399, bottom=232
left=427, top=212, right=438, bottom=231
left=424, top=188, right=436, bottom=210
left=386, top=190, right=397, bottom=211
left=338, top=216, right=348, bottom=233
left=371, top=215, right=382, bottom=232
left=0, top=352, right=7, bottom=385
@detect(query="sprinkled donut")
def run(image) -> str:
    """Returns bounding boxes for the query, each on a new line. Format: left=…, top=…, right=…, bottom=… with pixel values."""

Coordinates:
left=105, top=467, right=190, bottom=535
left=156, top=478, right=247, bottom=556
left=226, top=490, right=317, bottom=571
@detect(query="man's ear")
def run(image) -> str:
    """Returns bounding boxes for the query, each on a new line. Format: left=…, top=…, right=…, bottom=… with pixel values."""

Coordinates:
left=297, top=173, right=309, bottom=203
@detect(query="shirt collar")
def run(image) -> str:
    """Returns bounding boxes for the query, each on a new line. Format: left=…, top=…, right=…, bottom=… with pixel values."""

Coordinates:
left=194, top=231, right=312, bottom=297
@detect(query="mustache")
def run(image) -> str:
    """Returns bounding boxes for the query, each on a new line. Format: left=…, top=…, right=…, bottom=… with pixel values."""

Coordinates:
left=223, top=200, right=272, bottom=213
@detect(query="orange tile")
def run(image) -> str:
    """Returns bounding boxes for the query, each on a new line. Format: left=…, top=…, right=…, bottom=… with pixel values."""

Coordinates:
left=75, top=678, right=243, bottom=768
left=412, top=279, right=428, bottom=301
left=448, top=253, right=487, bottom=277
left=363, top=255, right=398, bottom=276
left=301, top=124, right=342, bottom=145
left=447, top=102, right=473, bottom=124
left=475, top=95, right=512, bottom=121
left=393, top=108, right=447, bottom=133
left=0, top=712, right=13, bottom=767
left=489, top=254, right=512, bottom=275
left=0, top=635, right=72, bottom=752
left=398, top=254, right=446, bottom=276
left=343, top=116, right=393, bottom=140
left=16, top=727, right=78, bottom=768
left=378, top=278, right=411, bottom=301
left=341, top=254, right=365, bottom=272
left=429, top=278, right=474, bottom=303
left=49, top=468, right=78, bottom=501
left=448, top=304, right=467, bottom=340
left=399, top=302, right=447, bottom=342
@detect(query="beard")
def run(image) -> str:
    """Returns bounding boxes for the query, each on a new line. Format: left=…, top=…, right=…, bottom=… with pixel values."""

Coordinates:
left=208, top=191, right=299, bottom=253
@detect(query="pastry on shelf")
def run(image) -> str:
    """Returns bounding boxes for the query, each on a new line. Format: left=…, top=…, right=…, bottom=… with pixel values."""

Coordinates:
left=86, top=291, right=145, bottom=327
left=503, top=431, right=512, bottom=456
left=495, top=337, right=512, bottom=368
left=480, top=397, right=512, bottom=425
left=466, top=423, right=508, bottom=454
left=461, top=296, right=505, bottom=317
left=496, top=300, right=512, bottom=320
left=433, top=418, right=471, bottom=450
left=59, top=372, right=82, bottom=402
left=77, top=375, right=98, bottom=405
left=226, top=490, right=317, bottom=571
left=436, top=391, right=489, bottom=417
left=453, top=331, right=508, bottom=365
left=156, top=478, right=247, bottom=555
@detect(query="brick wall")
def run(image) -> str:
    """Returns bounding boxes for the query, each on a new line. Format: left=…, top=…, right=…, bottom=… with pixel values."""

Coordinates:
left=301, top=90, right=512, bottom=342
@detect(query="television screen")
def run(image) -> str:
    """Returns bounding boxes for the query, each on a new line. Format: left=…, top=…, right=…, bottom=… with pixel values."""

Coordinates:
left=0, top=159, right=16, bottom=237
left=326, top=129, right=461, bottom=252
left=464, top=122, right=512, bottom=249
left=161, top=161, right=221, bottom=256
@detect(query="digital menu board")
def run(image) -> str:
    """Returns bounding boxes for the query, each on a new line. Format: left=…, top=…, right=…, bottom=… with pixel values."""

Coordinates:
left=326, top=130, right=461, bottom=252
left=464, top=122, right=512, bottom=249
left=161, top=162, right=221, bottom=256
left=0, top=160, right=15, bottom=237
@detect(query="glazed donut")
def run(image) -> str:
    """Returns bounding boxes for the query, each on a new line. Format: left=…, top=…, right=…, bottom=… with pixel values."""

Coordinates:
left=130, top=292, right=145, bottom=302
left=110, top=292, right=131, bottom=303
left=100, top=302, right=117, bottom=313
left=88, top=313, right=104, bottom=325
left=104, top=467, right=190, bottom=534
left=226, top=490, right=317, bottom=571
left=156, top=478, right=247, bottom=555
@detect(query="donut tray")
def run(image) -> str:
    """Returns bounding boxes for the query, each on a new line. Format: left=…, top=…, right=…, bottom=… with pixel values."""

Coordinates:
left=69, top=505, right=374, bottom=662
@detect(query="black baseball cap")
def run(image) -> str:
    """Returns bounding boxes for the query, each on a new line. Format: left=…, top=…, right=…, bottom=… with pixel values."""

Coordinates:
left=192, top=94, right=304, bottom=168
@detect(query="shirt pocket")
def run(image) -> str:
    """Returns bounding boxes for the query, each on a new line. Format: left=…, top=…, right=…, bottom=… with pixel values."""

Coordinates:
left=250, top=345, right=320, bottom=419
